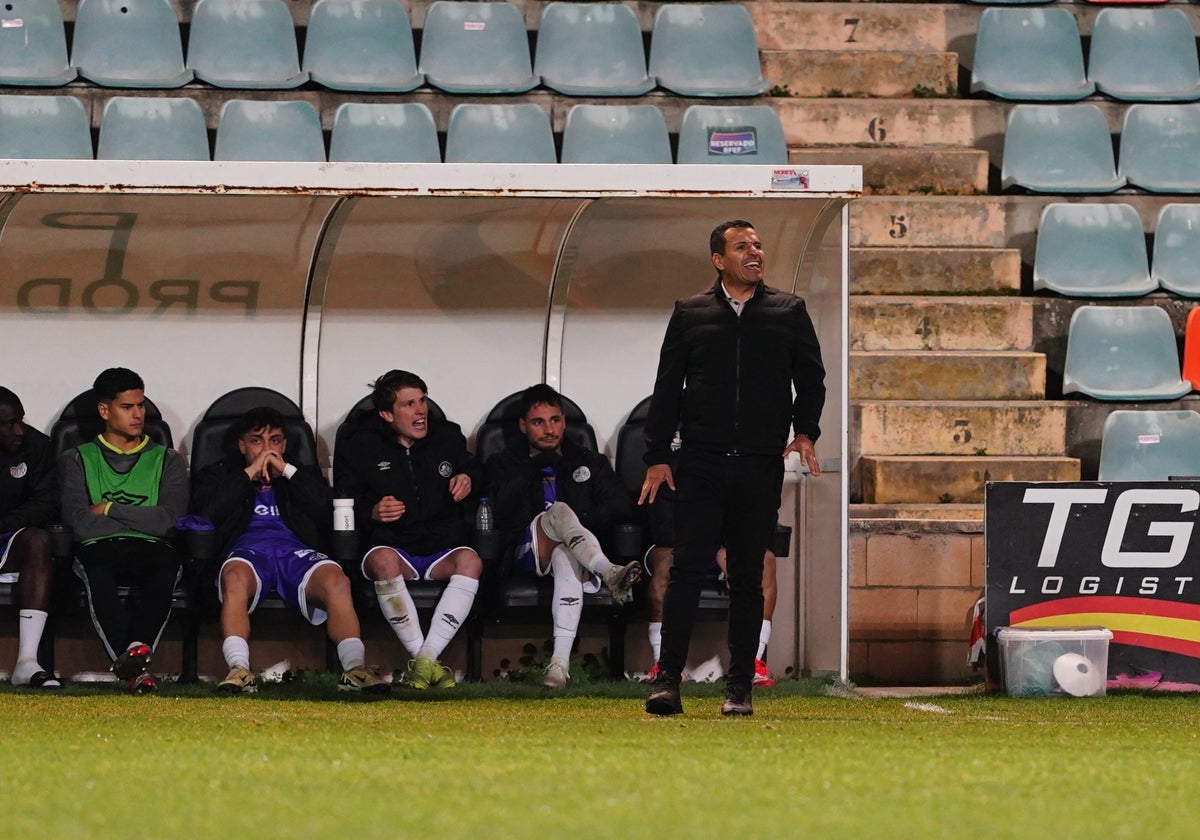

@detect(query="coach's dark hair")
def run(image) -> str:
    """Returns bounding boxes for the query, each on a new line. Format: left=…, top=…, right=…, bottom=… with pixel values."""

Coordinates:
left=709, top=219, right=757, bottom=257
left=235, top=406, right=286, bottom=439
left=519, top=383, right=563, bottom=418
left=0, top=386, right=21, bottom=412
left=92, top=367, right=144, bottom=403
left=371, top=369, right=428, bottom=413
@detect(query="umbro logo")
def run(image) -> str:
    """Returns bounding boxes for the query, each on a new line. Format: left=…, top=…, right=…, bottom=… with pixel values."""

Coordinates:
left=567, top=535, right=586, bottom=550
left=102, top=489, right=149, bottom=506
left=377, top=461, right=391, bottom=471
left=441, top=615, right=460, bottom=629
left=389, top=616, right=409, bottom=625
left=559, top=596, right=581, bottom=606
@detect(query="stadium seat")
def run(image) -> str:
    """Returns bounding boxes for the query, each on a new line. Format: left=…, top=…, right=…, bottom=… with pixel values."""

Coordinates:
left=50, top=391, right=172, bottom=454
left=1182, top=306, right=1200, bottom=387
left=648, top=4, right=767, bottom=97
left=1152, top=204, right=1200, bottom=297
left=303, top=0, right=423, bottom=92
left=534, top=2, right=654, bottom=97
left=1032, top=203, right=1155, bottom=297
left=71, top=0, right=192, bottom=88
left=0, top=0, right=75, bottom=86
left=329, top=103, right=440, bottom=163
left=1062, top=305, right=1190, bottom=401
left=1000, top=104, right=1125, bottom=193
left=474, top=391, right=596, bottom=465
left=561, top=105, right=671, bottom=164
left=1097, top=409, right=1200, bottom=481
left=443, top=104, right=556, bottom=164
left=676, top=105, right=788, bottom=165
left=97, top=97, right=210, bottom=161
left=0, top=95, right=92, bottom=159
left=187, top=0, right=307, bottom=89
left=418, top=1, right=538, bottom=95
left=1118, top=104, right=1200, bottom=193
left=191, top=387, right=317, bottom=478
left=214, top=100, right=325, bottom=162
left=970, top=8, right=1093, bottom=101
left=1088, top=9, right=1200, bottom=103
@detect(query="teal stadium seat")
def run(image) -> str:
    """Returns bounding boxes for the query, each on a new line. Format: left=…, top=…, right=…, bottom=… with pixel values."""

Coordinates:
left=1001, top=104, right=1125, bottom=193
left=0, top=95, right=91, bottom=159
left=1098, top=410, right=1200, bottom=481
left=970, top=8, right=1093, bottom=101
left=1152, top=204, right=1200, bottom=298
left=97, top=97, right=210, bottom=161
left=419, top=1, right=538, bottom=95
left=1118, top=104, right=1200, bottom=193
left=0, top=0, right=75, bottom=86
left=1063, top=305, right=1190, bottom=401
left=304, top=0, right=423, bottom=92
left=561, top=105, right=671, bottom=164
left=329, top=103, right=440, bottom=163
left=535, top=2, right=654, bottom=97
left=214, top=100, right=325, bottom=162
left=1032, top=203, right=1155, bottom=297
left=444, top=104, right=556, bottom=164
left=648, top=4, right=767, bottom=97
left=1088, top=9, right=1200, bottom=103
left=71, top=0, right=192, bottom=88
left=676, top=105, right=787, bottom=165
left=187, top=0, right=307, bottom=89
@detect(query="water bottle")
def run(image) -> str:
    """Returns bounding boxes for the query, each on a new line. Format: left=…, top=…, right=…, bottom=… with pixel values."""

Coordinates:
left=475, top=496, right=494, bottom=532
left=333, top=498, right=355, bottom=532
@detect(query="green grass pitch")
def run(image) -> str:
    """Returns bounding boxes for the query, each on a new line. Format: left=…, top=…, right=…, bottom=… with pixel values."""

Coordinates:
left=4, top=678, right=1199, bottom=839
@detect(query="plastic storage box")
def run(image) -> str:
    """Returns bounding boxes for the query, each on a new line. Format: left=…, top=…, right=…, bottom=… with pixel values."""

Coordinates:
left=996, top=626, right=1113, bottom=698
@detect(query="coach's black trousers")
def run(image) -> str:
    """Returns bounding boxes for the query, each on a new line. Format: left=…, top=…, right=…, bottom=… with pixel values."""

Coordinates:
left=658, top=449, right=783, bottom=691
left=73, top=537, right=182, bottom=661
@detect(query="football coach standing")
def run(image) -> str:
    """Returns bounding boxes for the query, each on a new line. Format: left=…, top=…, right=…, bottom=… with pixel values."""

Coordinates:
left=640, top=219, right=826, bottom=717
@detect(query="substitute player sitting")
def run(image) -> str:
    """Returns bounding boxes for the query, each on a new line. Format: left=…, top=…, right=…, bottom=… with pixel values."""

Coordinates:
left=191, top=406, right=387, bottom=695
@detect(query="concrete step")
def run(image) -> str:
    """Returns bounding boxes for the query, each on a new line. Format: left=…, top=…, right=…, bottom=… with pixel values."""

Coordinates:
left=790, top=146, right=986, bottom=195
left=860, top=455, right=1080, bottom=504
left=749, top=3, right=957, bottom=52
left=850, top=351, right=1046, bottom=400
left=853, top=400, right=1068, bottom=457
left=850, top=503, right=984, bottom=522
left=773, top=98, right=1002, bottom=149
left=850, top=296, right=1033, bottom=352
left=851, top=247, right=1021, bottom=295
left=851, top=196, right=1009, bottom=248
left=763, top=50, right=958, bottom=99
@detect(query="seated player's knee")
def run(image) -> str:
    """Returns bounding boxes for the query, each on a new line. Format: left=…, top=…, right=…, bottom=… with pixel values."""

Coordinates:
left=11, top=526, right=50, bottom=559
left=364, top=547, right=402, bottom=580
left=452, top=548, right=483, bottom=579
left=317, top=565, right=352, bottom=601
left=220, top=562, right=255, bottom=599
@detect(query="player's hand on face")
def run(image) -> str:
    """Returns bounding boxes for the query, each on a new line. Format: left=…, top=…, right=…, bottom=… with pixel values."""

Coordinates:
left=262, top=450, right=287, bottom=480
left=244, top=449, right=272, bottom=482
left=448, top=473, right=471, bottom=502
left=372, top=495, right=407, bottom=522
left=638, top=463, right=675, bottom=505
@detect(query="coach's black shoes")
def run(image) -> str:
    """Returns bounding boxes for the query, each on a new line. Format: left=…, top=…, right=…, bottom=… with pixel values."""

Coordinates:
left=645, top=669, right=683, bottom=716
left=721, top=685, right=754, bottom=717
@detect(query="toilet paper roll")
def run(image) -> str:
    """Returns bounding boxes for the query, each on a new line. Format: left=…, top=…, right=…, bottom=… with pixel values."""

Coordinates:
left=1052, top=652, right=1103, bottom=697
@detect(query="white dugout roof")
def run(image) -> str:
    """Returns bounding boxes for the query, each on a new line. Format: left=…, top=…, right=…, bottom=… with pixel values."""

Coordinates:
left=0, top=160, right=860, bottom=679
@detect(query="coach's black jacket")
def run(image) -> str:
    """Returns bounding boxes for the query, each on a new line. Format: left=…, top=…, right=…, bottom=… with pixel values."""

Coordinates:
left=333, top=415, right=479, bottom=557
left=644, top=279, right=826, bottom=466
left=485, top=437, right=632, bottom=552
left=191, top=456, right=333, bottom=558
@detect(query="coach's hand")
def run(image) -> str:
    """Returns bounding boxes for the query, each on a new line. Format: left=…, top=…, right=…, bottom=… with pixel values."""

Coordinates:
left=638, top=463, right=675, bottom=505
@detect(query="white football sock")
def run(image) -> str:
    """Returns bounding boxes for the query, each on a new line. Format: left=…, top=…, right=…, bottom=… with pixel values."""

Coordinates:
left=17, top=609, right=47, bottom=663
left=222, top=635, right=251, bottom=670
left=375, top=576, right=424, bottom=657
left=337, top=637, right=366, bottom=671
left=648, top=621, right=663, bottom=662
left=757, top=619, right=773, bottom=661
left=550, top=546, right=583, bottom=662
left=418, top=575, right=479, bottom=660
left=540, top=502, right=615, bottom=577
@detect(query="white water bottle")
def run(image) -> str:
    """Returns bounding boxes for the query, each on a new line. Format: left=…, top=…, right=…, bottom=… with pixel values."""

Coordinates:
left=333, top=498, right=355, bottom=532
left=475, top=496, right=494, bottom=532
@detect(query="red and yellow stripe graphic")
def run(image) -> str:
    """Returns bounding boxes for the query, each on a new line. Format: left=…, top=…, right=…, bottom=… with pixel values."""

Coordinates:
left=1010, top=596, right=1200, bottom=659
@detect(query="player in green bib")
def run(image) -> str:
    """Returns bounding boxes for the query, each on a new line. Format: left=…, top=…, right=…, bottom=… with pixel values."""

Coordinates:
left=58, top=368, right=188, bottom=693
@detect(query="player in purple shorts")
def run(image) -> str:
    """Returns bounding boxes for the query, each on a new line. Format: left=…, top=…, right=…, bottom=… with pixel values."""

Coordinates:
left=0, top=387, right=60, bottom=687
left=485, top=384, right=641, bottom=688
left=334, top=370, right=482, bottom=690
left=191, top=406, right=387, bottom=695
